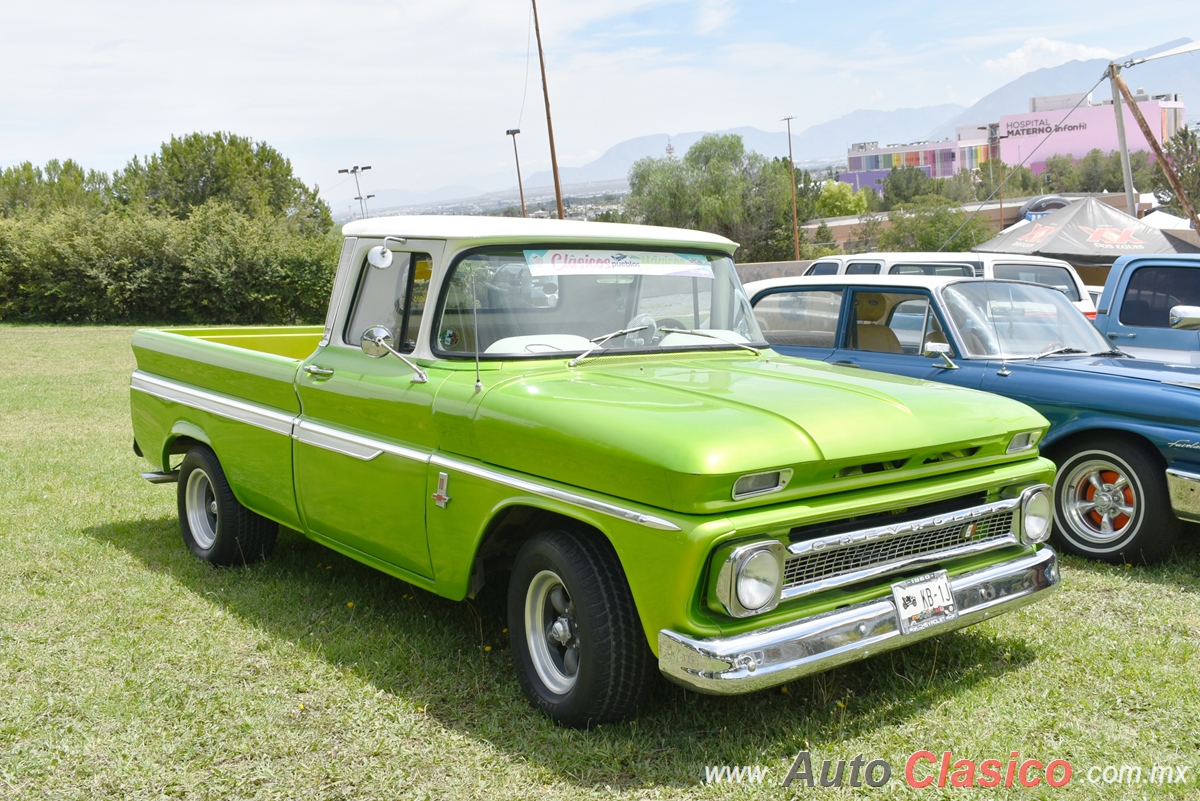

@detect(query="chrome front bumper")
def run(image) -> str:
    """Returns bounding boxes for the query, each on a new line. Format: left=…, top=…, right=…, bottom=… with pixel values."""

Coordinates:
left=658, top=547, right=1058, bottom=695
left=1167, top=469, right=1200, bottom=523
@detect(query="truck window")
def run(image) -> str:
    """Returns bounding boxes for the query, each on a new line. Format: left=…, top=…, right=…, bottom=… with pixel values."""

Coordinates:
left=343, top=251, right=434, bottom=353
left=846, top=262, right=881, bottom=275
left=890, top=263, right=973, bottom=276
left=806, top=261, right=838, bottom=275
left=752, top=289, right=843, bottom=348
left=993, top=263, right=1080, bottom=301
left=1120, top=266, right=1200, bottom=327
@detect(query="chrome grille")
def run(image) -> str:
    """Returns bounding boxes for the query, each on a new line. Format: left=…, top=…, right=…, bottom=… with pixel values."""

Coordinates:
left=782, top=507, right=1018, bottom=600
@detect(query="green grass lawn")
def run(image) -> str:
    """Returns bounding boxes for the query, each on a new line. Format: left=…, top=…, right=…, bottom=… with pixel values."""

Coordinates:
left=2, top=325, right=1199, bottom=800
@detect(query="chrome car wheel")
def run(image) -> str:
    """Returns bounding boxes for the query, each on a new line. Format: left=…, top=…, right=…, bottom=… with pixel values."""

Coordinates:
left=525, top=569, right=579, bottom=695
left=1050, top=439, right=1177, bottom=564
left=185, top=467, right=219, bottom=550
left=1061, top=458, right=1136, bottom=544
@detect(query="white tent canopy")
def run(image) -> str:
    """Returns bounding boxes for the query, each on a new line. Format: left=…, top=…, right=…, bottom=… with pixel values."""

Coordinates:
left=1141, top=210, right=1192, bottom=230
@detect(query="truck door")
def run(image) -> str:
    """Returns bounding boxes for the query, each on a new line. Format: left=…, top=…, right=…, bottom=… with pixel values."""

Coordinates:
left=1102, top=262, right=1200, bottom=364
left=826, top=289, right=986, bottom=389
left=294, top=241, right=447, bottom=579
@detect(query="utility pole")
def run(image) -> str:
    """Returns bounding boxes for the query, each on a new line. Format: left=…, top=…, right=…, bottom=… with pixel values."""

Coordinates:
left=1105, top=42, right=1200, bottom=221
left=506, top=128, right=527, bottom=217
left=1111, top=70, right=1200, bottom=232
left=338, top=165, right=372, bottom=219
left=531, top=0, right=564, bottom=220
left=782, top=116, right=800, bottom=260
left=1107, top=63, right=1139, bottom=216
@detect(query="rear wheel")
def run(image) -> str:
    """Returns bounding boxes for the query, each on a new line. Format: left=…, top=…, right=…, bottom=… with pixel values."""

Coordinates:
left=507, top=528, right=654, bottom=727
left=177, top=445, right=278, bottom=565
left=1050, top=438, right=1177, bottom=564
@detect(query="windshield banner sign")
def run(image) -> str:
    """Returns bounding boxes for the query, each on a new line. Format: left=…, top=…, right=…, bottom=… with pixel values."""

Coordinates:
left=524, top=249, right=713, bottom=278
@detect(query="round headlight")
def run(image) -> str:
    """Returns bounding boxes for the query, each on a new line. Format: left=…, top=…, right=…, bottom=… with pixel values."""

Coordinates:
left=736, top=550, right=781, bottom=610
left=1021, top=488, right=1053, bottom=544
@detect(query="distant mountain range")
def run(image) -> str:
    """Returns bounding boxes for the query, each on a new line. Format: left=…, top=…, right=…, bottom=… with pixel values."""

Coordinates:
left=362, top=38, right=1194, bottom=214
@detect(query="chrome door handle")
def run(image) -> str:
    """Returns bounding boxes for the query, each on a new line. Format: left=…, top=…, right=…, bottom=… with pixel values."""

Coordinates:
left=304, top=364, right=335, bottom=377
left=1107, top=332, right=1136, bottom=339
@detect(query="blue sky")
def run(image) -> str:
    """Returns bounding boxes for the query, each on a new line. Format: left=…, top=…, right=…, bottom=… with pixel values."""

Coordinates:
left=0, top=0, right=1195, bottom=207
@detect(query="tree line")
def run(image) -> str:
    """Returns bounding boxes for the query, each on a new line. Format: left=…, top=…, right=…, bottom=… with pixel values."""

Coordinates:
left=0, top=133, right=339, bottom=324
left=616, top=129, right=1199, bottom=260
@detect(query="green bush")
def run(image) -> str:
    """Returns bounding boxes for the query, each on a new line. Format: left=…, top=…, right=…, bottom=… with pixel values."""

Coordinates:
left=0, top=203, right=339, bottom=325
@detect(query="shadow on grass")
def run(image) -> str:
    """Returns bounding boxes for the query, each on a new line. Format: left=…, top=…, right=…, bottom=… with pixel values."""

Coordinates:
left=1058, top=525, right=1200, bottom=590
left=89, top=516, right=1039, bottom=789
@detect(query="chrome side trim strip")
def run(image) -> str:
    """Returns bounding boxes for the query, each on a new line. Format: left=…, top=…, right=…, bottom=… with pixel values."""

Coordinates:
left=131, top=371, right=295, bottom=436
left=779, top=533, right=1019, bottom=601
left=787, top=496, right=1021, bottom=556
left=430, top=454, right=682, bottom=532
left=1166, top=469, right=1200, bottom=522
left=659, top=547, right=1059, bottom=695
left=132, top=372, right=680, bottom=532
left=292, top=419, right=427, bottom=462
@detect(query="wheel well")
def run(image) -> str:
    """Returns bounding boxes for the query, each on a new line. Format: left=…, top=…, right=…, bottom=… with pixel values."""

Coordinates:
left=468, top=506, right=607, bottom=599
left=164, top=436, right=205, bottom=469
left=1043, top=428, right=1165, bottom=469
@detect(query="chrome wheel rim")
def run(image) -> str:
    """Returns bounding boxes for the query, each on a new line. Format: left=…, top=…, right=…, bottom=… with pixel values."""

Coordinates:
left=525, top=569, right=579, bottom=695
left=185, top=468, right=218, bottom=550
left=1062, top=457, right=1137, bottom=545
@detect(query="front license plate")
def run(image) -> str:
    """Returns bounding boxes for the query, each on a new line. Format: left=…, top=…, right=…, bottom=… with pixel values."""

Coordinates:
left=892, top=570, right=958, bottom=634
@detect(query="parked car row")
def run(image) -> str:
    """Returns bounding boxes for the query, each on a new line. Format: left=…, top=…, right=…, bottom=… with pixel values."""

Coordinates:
left=746, top=256, right=1200, bottom=565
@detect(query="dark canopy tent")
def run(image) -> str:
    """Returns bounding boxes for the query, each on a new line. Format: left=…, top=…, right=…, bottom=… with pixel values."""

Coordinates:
left=974, top=198, right=1199, bottom=266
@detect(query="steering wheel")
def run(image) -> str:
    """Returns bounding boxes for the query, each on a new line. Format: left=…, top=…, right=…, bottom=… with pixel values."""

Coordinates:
left=625, top=313, right=658, bottom=347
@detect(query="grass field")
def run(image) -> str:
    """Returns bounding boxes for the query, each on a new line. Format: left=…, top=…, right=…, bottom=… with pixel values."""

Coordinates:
left=2, top=325, right=1199, bottom=800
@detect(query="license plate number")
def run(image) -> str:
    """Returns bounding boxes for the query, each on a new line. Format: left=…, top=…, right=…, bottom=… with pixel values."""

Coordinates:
left=892, top=570, right=958, bottom=634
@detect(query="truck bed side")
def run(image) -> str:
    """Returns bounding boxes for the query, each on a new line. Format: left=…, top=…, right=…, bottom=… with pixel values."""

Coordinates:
left=130, top=326, right=323, bottom=531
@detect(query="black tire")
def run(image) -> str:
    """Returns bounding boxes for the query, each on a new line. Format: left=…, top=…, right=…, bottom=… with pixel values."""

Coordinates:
left=507, top=527, right=655, bottom=727
left=177, top=445, right=278, bottom=566
left=1050, top=437, right=1178, bottom=564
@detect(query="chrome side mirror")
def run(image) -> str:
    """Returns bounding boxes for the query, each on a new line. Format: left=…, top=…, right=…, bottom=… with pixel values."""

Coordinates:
left=360, top=325, right=393, bottom=358
left=360, top=325, right=428, bottom=383
left=923, top=341, right=958, bottom=370
left=1169, top=305, right=1200, bottom=330
left=366, top=236, right=409, bottom=270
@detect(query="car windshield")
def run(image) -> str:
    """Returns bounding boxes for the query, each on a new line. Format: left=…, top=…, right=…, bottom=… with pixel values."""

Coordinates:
left=432, top=246, right=764, bottom=358
left=941, top=281, right=1110, bottom=359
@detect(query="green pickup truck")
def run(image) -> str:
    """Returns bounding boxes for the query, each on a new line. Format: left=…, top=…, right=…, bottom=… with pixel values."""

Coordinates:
left=130, top=216, right=1060, bottom=727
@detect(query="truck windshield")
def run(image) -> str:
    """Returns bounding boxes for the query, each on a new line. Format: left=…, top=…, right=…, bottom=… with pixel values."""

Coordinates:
left=941, top=281, right=1109, bottom=359
left=432, top=247, right=764, bottom=358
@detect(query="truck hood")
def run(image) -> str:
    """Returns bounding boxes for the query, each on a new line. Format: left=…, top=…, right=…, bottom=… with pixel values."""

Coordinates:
left=458, top=354, right=1046, bottom=515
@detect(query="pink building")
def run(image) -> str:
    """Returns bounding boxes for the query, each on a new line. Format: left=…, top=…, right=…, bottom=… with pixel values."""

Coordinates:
left=840, top=92, right=1186, bottom=193
left=998, top=92, right=1186, bottom=173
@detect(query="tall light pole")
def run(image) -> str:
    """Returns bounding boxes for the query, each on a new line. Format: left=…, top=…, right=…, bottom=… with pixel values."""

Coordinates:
left=531, top=0, right=564, bottom=220
left=506, top=128, right=527, bottom=217
left=782, top=116, right=800, bottom=260
left=338, top=165, right=372, bottom=219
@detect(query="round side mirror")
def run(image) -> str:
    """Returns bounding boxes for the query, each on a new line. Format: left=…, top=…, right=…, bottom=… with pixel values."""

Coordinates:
left=360, top=326, right=394, bottom=358
left=367, top=246, right=393, bottom=269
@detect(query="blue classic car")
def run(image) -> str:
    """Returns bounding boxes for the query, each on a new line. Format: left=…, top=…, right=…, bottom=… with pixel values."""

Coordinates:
left=745, top=274, right=1200, bottom=564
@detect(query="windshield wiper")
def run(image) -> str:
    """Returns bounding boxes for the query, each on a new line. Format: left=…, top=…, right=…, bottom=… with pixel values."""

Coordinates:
left=1031, top=346, right=1088, bottom=361
left=567, top=326, right=648, bottom=367
left=658, top=327, right=763, bottom=357
left=1091, top=349, right=1132, bottom=358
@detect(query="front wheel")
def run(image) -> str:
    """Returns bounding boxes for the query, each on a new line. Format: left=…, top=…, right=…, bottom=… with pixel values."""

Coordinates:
left=1051, top=439, right=1177, bottom=564
left=507, top=528, right=654, bottom=727
left=177, top=445, right=278, bottom=566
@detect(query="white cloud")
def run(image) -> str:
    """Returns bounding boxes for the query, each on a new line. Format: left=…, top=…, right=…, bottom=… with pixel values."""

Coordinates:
left=983, top=38, right=1116, bottom=75
left=696, top=0, right=735, bottom=35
